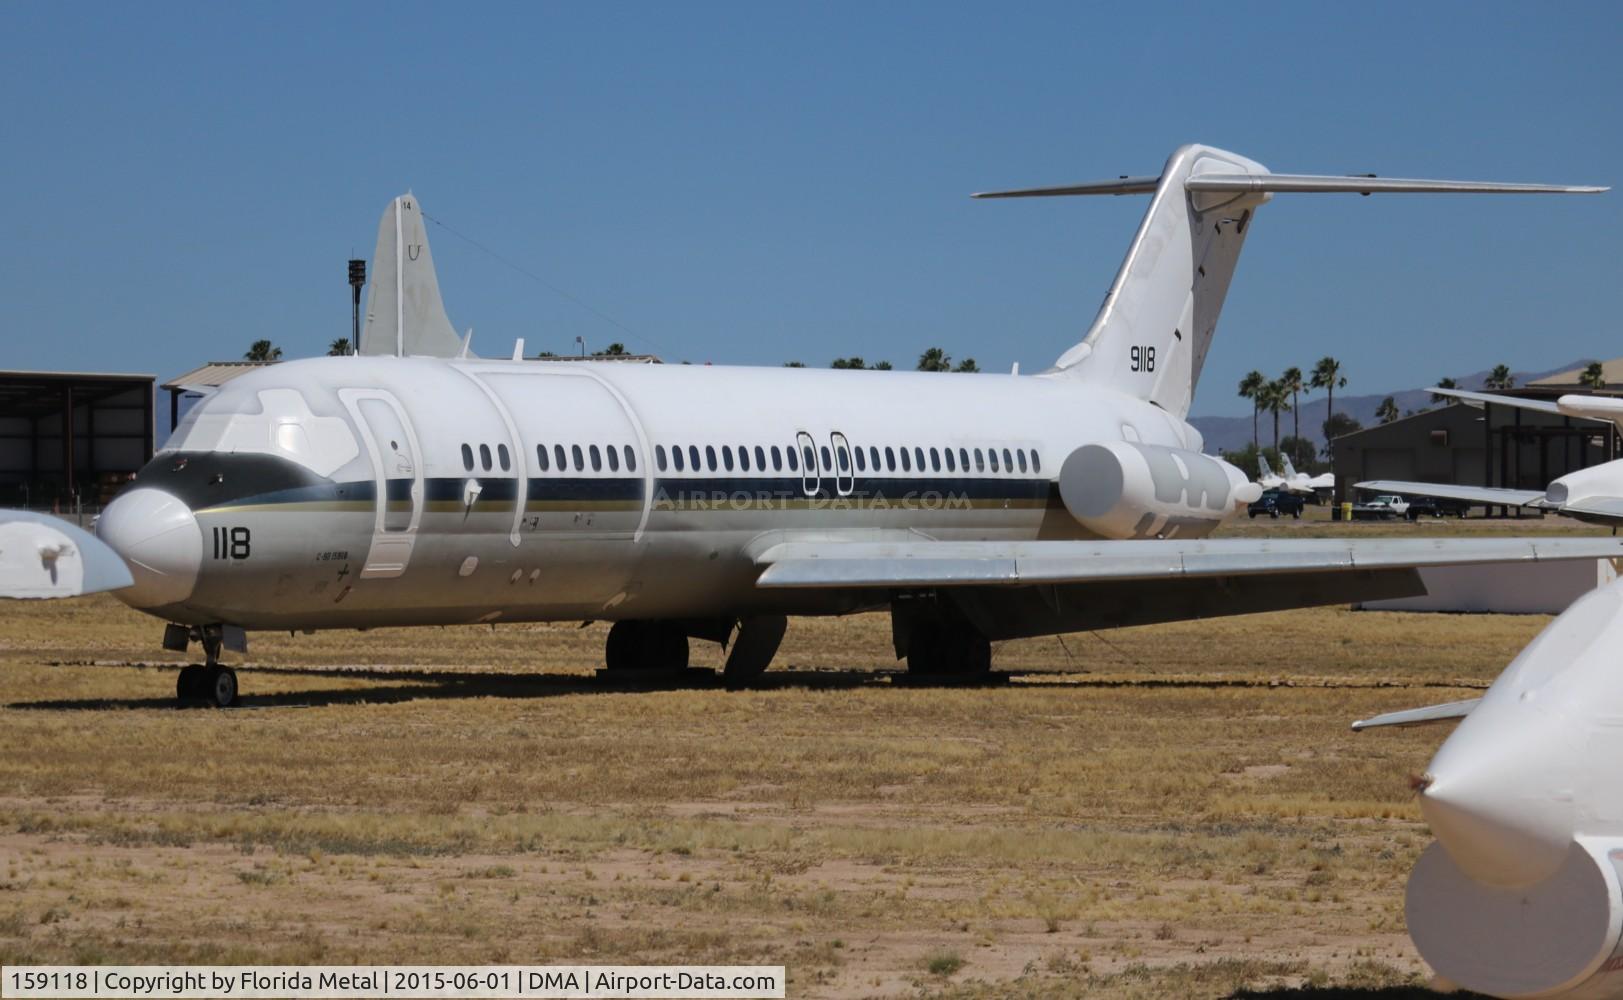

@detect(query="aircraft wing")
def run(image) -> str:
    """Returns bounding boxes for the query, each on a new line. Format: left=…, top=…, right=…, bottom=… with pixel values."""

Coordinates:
left=1563, top=497, right=1623, bottom=521
left=1352, top=698, right=1481, bottom=731
left=1355, top=480, right=1548, bottom=508
left=0, top=510, right=133, bottom=599
left=752, top=536, right=1623, bottom=589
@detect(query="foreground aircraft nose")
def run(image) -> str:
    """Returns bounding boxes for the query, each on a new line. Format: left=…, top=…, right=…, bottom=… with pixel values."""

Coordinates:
left=96, top=488, right=201, bottom=608
left=1417, top=720, right=1577, bottom=889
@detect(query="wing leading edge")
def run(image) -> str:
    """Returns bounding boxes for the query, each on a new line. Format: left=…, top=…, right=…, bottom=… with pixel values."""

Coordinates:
left=752, top=537, right=1623, bottom=589
left=1355, top=480, right=1549, bottom=509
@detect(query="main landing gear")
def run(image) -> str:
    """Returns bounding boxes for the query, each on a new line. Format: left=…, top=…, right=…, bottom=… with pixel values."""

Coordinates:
left=893, top=595, right=995, bottom=680
left=601, top=615, right=788, bottom=686
left=165, top=623, right=242, bottom=708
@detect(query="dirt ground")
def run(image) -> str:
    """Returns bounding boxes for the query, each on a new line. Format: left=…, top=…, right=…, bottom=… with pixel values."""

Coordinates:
left=0, top=515, right=1597, bottom=997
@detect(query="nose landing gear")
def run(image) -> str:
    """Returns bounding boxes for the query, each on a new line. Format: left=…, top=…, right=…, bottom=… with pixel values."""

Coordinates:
left=167, top=623, right=243, bottom=708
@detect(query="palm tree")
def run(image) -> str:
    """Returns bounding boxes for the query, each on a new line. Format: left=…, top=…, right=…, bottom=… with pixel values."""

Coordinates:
left=917, top=347, right=952, bottom=372
left=595, top=342, right=628, bottom=356
left=954, top=358, right=980, bottom=373
left=872, top=360, right=893, bottom=370
left=1237, top=370, right=1265, bottom=449
left=1485, top=364, right=1515, bottom=390
left=831, top=357, right=866, bottom=369
left=1376, top=396, right=1400, bottom=424
left=1581, top=361, right=1607, bottom=391
left=1280, top=366, right=1304, bottom=442
left=327, top=338, right=351, bottom=356
left=245, top=339, right=282, bottom=362
left=1309, top=357, right=1347, bottom=427
left=782, top=361, right=806, bottom=368
left=1431, top=376, right=1458, bottom=404
left=1260, top=379, right=1290, bottom=453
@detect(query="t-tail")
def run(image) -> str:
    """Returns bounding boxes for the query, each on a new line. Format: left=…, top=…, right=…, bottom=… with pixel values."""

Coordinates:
left=975, top=145, right=1605, bottom=420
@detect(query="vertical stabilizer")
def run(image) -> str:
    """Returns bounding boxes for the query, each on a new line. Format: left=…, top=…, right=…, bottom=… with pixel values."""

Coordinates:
left=1282, top=454, right=1299, bottom=479
left=1259, top=452, right=1277, bottom=482
left=359, top=194, right=466, bottom=358
left=1044, top=145, right=1270, bottom=419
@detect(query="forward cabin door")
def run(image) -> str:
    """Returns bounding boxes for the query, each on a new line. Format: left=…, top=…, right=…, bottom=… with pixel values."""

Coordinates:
left=340, top=389, right=424, bottom=578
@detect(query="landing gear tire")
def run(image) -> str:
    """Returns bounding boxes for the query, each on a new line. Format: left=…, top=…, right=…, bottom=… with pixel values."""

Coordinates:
left=206, top=665, right=239, bottom=708
left=904, top=615, right=992, bottom=676
left=603, top=621, right=690, bottom=674
left=176, top=665, right=207, bottom=704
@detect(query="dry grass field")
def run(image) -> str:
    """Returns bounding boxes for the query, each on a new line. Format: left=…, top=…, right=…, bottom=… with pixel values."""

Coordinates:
left=0, top=514, right=1603, bottom=998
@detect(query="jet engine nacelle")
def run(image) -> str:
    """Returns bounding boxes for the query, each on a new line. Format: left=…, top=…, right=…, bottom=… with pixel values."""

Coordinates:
left=1057, top=441, right=1259, bottom=539
left=1408, top=836, right=1623, bottom=999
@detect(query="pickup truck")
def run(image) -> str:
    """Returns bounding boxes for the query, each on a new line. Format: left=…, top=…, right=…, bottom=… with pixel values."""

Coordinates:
left=1364, top=494, right=1410, bottom=517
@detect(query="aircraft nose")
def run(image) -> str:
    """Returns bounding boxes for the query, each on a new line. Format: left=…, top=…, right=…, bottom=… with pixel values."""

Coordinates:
left=1418, top=722, right=1576, bottom=889
left=96, top=488, right=202, bottom=608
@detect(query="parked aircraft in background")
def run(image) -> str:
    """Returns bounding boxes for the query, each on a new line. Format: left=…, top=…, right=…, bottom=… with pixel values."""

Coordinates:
left=1360, top=388, right=1623, bottom=525
left=1357, top=571, right=1623, bottom=998
left=91, top=145, right=1612, bottom=707
left=1281, top=454, right=1334, bottom=494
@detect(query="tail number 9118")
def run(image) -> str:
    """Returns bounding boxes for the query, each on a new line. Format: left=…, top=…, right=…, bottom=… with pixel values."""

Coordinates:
left=211, top=526, right=251, bottom=560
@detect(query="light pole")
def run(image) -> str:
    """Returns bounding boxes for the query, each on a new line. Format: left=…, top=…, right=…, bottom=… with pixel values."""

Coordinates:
left=347, top=259, right=366, bottom=354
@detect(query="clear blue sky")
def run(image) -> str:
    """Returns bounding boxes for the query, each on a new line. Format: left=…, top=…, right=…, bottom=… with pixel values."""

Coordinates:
left=2, top=3, right=1618, bottom=417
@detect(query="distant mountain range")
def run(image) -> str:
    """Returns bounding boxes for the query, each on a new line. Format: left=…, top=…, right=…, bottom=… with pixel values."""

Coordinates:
left=1189, top=361, right=1592, bottom=456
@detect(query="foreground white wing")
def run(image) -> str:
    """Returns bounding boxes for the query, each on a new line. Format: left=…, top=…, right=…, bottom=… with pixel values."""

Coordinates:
left=753, top=536, right=1623, bottom=589
left=1351, top=699, right=1481, bottom=731
left=1354, top=479, right=1549, bottom=509
left=0, top=510, right=133, bottom=599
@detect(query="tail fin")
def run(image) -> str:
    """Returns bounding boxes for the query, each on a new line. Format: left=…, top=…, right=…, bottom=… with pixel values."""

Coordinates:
left=1281, top=453, right=1298, bottom=479
left=975, top=146, right=1604, bottom=419
left=1258, top=452, right=1276, bottom=482
left=359, top=194, right=466, bottom=359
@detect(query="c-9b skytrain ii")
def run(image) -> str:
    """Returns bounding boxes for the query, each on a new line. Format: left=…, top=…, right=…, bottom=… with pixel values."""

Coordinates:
left=92, top=144, right=1612, bottom=707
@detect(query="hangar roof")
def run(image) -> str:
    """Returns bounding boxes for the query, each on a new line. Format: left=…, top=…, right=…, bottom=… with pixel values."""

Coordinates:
left=161, top=361, right=278, bottom=392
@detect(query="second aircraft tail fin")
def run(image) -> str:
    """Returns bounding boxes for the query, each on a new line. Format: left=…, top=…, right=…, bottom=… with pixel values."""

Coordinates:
left=359, top=194, right=467, bottom=359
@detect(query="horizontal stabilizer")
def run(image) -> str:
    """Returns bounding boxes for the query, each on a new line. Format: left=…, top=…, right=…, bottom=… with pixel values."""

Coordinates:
left=1355, top=480, right=1549, bottom=509
left=1431, top=387, right=1567, bottom=415
left=973, top=176, right=1160, bottom=199
left=752, top=536, right=1623, bottom=589
left=1352, top=698, right=1480, bottom=732
left=1187, top=174, right=1606, bottom=195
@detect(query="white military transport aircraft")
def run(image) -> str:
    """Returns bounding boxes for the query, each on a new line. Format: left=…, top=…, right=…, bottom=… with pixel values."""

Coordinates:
left=1357, top=571, right=1623, bottom=998
left=91, top=144, right=1615, bottom=707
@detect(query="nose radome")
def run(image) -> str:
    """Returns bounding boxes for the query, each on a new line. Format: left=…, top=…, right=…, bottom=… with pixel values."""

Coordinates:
left=97, top=488, right=201, bottom=608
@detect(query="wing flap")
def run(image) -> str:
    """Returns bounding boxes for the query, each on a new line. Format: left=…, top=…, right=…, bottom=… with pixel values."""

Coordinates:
left=753, top=537, right=1623, bottom=589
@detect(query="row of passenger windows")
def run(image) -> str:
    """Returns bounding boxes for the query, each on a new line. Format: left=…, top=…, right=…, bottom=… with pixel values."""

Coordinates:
left=459, top=442, right=640, bottom=475
left=458, top=440, right=1041, bottom=477
left=654, top=442, right=1041, bottom=476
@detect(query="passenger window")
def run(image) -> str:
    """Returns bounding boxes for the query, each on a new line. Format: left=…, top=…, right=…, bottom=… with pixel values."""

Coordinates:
left=1031, top=450, right=1041, bottom=474
left=461, top=443, right=474, bottom=471
left=914, top=447, right=925, bottom=471
left=803, top=444, right=816, bottom=472
left=554, top=444, right=567, bottom=472
left=673, top=446, right=685, bottom=472
left=900, top=447, right=911, bottom=472
left=607, top=445, right=619, bottom=472
left=1003, top=448, right=1013, bottom=472
left=706, top=445, right=718, bottom=471
left=974, top=448, right=985, bottom=472
left=536, top=444, right=549, bottom=472
left=624, top=445, right=636, bottom=473
left=722, top=446, right=734, bottom=471
left=655, top=445, right=667, bottom=472
left=738, top=446, right=749, bottom=472
left=772, top=445, right=783, bottom=471
left=885, top=446, right=896, bottom=471
left=854, top=447, right=866, bottom=472
left=837, top=446, right=850, bottom=472
left=989, top=449, right=1000, bottom=473
left=959, top=447, right=969, bottom=472
left=1017, top=449, right=1028, bottom=473
left=479, top=444, right=492, bottom=471
left=820, top=445, right=832, bottom=471
left=754, top=445, right=766, bottom=470
left=587, top=445, right=600, bottom=472
left=688, top=445, right=700, bottom=470
left=572, top=444, right=585, bottom=471
left=945, top=448, right=956, bottom=472
left=498, top=444, right=511, bottom=471
left=786, top=445, right=797, bottom=472
left=870, top=446, right=881, bottom=472
left=930, top=447, right=940, bottom=472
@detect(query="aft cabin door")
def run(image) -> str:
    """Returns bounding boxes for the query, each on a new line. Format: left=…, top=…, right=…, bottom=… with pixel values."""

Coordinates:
left=341, top=390, right=424, bottom=578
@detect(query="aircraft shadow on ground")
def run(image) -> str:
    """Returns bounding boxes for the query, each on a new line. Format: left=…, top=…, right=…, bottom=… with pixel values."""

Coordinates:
left=6, top=663, right=1455, bottom=711
left=1227, top=988, right=1455, bottom=999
